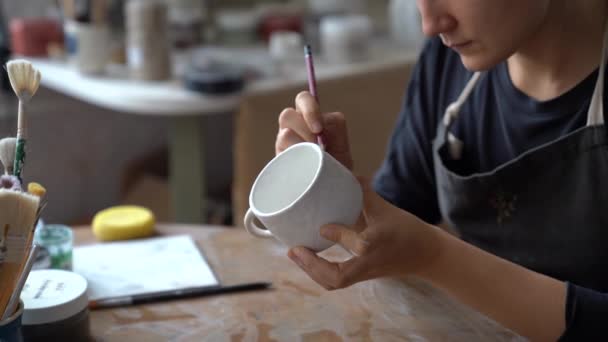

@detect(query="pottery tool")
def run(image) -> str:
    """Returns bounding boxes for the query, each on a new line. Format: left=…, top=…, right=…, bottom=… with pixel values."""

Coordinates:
left=6, top=60, right=42, bottom=181
left=0, top=190, right=40, bottom=316
left=304, top=44, right=326, bottom=150
left=0, top=137, right=16, bottom=175
left=2, top=244, right=39, bottom=320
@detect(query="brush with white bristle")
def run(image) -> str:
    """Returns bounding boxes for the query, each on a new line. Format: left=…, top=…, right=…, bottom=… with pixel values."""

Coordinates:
left=0, top=189, right=39, bottom=318
left=6, top=60, right=41, bottom=181
left=0, top=137, right=16, bottom=175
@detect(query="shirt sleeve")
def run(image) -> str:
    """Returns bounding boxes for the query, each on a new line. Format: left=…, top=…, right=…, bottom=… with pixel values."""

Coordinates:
left=558, top=283, right=608, bottom=341
left=373, top=38, right=445, bottom=224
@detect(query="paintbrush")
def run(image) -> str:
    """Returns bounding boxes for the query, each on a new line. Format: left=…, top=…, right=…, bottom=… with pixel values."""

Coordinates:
left=6, top=60, right=41, bottom=181
left=0, top=138, right=21, bottom=192
left=304, top=44, right=325, bottom=150
left=0, top=137, right=16, bottom=175
left=0, top=189, right=39, bottom=317
left=28, top=182, right=48, bottom=232
left=24, top=182, right=47, bottom=246
left=1, top=244, right=38, bottom=320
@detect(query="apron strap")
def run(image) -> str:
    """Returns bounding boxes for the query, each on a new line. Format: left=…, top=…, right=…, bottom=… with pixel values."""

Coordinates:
left=586, top=20, right=608, bottom=126
left=442, top=72, right=483, bottom=127
left=440, top=72, right=482, bottom=159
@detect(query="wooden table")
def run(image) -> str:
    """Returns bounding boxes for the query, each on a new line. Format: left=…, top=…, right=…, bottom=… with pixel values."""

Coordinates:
left=75, top=224, right=523, bottom=341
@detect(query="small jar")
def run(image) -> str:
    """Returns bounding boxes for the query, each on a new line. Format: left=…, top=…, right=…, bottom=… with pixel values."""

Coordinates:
left=34, top=224, right=73, bottom=271
left=20, top=270, right=90, bottom=342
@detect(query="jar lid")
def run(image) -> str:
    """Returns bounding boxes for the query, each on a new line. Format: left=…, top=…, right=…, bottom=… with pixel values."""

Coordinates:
left=20, top=270, right=88, bottom=325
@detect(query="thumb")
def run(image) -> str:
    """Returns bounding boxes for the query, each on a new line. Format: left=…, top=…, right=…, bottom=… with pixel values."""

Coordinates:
left=356, top=176, right=385, bottom=217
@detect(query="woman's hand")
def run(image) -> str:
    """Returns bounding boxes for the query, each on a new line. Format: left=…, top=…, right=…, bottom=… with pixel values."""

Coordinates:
left=288, top=179, right=567, bottom=342
left=287, top=178, right=443, bottom=290
left=276, top=91, right=354, bottom=170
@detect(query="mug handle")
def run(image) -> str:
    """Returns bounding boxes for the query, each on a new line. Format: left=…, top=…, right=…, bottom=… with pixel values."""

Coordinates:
left=244, top=209, right=273, bottom=238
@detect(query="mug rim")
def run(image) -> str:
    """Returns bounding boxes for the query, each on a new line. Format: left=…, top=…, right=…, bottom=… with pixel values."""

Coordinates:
left=249, top=142, right=323, bottom=217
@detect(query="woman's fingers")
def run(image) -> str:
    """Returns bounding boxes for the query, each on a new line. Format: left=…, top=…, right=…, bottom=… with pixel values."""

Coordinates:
left=295, top=91, right=323, bottom=134
left=278, top=107, right=316, bottom=142
left=322, top=112, right=353, bottom=170
left=321, top=224, right=370, bottom=257
left=276, top=128, right=306, bottom=154
left=276, top=104, right=353, bottom=169
left=288, top=247, right=361, bottom=290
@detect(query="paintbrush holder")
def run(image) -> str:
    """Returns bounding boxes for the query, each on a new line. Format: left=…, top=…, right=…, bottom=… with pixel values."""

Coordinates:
left=0, top=300, right=24, bottom=342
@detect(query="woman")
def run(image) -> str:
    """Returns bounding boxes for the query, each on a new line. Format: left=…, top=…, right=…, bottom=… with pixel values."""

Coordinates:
left=275, top=0, right=608, bottom=340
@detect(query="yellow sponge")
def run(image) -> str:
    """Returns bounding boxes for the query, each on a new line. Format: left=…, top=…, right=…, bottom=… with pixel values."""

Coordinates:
left=92, top=205, right=155, bottom=241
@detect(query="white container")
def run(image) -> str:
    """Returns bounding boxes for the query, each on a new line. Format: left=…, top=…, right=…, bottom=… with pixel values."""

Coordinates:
left=320, top=14, right=372, bottom=64
left=269, top=31, right=304, bottom=75
left=20, top=270, right=88, bottom=326
left=75, top=23, right=110, bottom=75
left=20, top=270, right=90, bottom=341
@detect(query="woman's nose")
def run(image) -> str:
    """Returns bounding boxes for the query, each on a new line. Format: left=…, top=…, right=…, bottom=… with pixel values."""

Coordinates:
left=417, top=0, right=457, bottom=36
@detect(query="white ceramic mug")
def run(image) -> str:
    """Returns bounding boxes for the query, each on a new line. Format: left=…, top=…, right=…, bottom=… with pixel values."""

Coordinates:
left=244, top=142, right=363, bottom=252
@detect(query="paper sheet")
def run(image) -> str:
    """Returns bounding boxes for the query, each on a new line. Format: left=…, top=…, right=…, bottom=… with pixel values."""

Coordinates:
left=73, top=235, right=219, bottom=301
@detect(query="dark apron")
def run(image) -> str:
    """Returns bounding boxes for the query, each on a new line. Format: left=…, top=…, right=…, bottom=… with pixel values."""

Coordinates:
left=433, top=26, right=608, bottom=292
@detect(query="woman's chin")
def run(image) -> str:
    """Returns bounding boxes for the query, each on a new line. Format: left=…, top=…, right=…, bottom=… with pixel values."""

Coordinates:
left=458, top=51, right=506, bottom=72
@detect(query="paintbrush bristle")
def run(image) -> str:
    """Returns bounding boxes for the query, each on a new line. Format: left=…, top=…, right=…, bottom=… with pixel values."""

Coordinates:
left=0, top=190, right=39, bottom=233
left=0, top=189, right=39, bottom=317
left=6, top=60, right=41, bottom=102
left=0, top=137, right=16, bottom=175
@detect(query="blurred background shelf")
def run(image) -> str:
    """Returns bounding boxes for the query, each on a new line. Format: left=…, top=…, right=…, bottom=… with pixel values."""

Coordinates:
left=0, top=0, right=422, bottom=226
